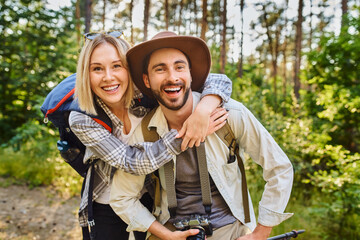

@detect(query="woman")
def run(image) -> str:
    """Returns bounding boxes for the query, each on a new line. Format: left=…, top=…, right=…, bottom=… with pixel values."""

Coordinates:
left=69, top=31, right=231, bottom=240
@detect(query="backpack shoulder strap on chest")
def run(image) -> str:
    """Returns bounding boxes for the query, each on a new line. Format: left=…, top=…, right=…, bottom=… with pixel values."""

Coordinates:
left=215, top=122, right=250, bottom=223
left=141, top=108, right=159, bottom=142
left=141, top=108, right=162, bottom=216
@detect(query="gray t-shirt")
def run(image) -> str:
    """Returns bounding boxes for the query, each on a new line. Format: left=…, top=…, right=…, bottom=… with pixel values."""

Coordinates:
left=170, top=147, right=236, bottom=229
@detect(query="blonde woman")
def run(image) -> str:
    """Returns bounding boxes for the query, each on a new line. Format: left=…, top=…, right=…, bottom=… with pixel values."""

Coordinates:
left=69, top=31, right=232, bottom=240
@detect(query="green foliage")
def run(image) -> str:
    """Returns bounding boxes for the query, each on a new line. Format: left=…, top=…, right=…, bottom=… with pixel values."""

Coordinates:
left=0, top=0, right=78, bottom=143
left=0, top=119, right=82, bottom=195
left=305, top=12, right=360, bottom=153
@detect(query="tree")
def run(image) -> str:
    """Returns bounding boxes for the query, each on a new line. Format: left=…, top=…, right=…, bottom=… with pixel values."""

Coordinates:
left=0, top=0, right=77, bottom=143
left=130, top=0, right=135, bottom=43
left=165, top=0, right=169, bottom=30
left=85, top=0, right=92, bottom=32
left=102, top=0, right=107, bottom=30
left=293, top=0, right=303, bottom=100
left=281, top=0, right=289, bottom=116
left=144, top=0, right=150, bottom=40
left=200, top=0, right=208, bottom=40
left=238, top=0, right=245, bottom=78
left=220, top=0, right=227, bottom=73
left=255, top=1, right=285, bottom=107
left=76, top=0, right=82, bottom=46
left=341, top=0, right=348, bottom=28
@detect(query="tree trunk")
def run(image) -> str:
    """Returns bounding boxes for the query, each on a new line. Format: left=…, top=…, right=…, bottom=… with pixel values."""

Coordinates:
left=75, top=0, right=81, bottom=46
left=293, top=0, right=303, bottom=100
left=341, top=0, right=348, bottom=28
left=238, top=0, right=244, bottom=78
left=262, top=5, right=279, bottom=105
left=194, top=0, right=199, bottom=35
left=102, top=0, right=106, bottom=30
left=308, top=0, right=313, bottom=51
left=144, top=0, right=150, bottom=41
left=178, top=0, right=184, bottom=33
left=282, top=0, right=289, bottom=116
left=165, top=0, right=169, bottom=30
left=130, top=0, right=134, bottom=43
left=200, top=0, right=208, bottom=41
left=220, top=0, right=227, bottom=73
left=85, top=0, right=92, bottom=33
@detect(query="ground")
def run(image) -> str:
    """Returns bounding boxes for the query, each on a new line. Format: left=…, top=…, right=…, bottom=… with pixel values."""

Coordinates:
left=0, top=180, right=82, bottom=240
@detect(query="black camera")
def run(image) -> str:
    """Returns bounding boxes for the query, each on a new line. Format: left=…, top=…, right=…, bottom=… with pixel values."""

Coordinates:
left=173, top=214, right=213, bottom=240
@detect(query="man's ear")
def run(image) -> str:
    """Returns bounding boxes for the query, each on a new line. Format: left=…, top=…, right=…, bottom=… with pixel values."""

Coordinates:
left=143, top=74, right=150, bottom=88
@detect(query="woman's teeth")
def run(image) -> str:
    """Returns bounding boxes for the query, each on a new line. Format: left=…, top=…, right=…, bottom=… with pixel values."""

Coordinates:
left=103, top=85, right=119, bottom=91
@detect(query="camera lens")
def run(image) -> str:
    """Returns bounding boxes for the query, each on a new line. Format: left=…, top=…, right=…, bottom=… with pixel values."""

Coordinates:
left=186, top=227, right=206, bottom=240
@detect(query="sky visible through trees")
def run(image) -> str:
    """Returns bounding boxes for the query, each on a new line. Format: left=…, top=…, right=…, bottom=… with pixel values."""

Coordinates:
left=48, top=0, right=344, bottom=58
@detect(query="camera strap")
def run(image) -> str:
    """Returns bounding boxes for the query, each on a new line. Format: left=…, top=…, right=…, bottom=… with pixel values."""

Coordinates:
left=164, top=142, right=212, bottom=218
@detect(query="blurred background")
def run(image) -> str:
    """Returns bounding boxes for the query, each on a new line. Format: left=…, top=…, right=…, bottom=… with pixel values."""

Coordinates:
left=0, top=0, right=359, bottom=239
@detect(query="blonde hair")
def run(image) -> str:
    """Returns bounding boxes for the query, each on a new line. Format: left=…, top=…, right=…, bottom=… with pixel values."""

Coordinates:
left=75, top=34, right=133, bottom=115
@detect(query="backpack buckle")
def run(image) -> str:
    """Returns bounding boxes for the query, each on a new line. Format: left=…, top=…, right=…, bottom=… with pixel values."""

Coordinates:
left=88, top=219, right=95, bottom=227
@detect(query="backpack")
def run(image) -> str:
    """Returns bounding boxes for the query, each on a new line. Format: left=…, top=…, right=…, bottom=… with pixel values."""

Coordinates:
left=141, top=108, right=251, bottom=223
left=40, top=73, right=113, bottom=177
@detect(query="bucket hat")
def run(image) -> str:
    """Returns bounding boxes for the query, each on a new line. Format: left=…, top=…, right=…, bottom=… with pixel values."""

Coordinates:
left=126, top=31, right=211, bottom=98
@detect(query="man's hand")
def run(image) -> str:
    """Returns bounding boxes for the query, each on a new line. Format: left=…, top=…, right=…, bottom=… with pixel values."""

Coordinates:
left=148, top=220, right=200, bottom=240
left=177, top=107, right=228, bottom=151
left=236, top=224, right=272, bottom=240
left=164, top=229, right=200, bottom=240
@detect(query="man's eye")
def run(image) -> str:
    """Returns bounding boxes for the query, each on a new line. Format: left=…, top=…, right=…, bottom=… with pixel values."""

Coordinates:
left=177, top=65, right=185, bottom=70
left=155, top=67, right=164, bottom=72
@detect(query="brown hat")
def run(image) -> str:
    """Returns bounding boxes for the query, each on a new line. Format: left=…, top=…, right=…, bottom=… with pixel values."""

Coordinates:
left=126, top=31, right=211, bottom=98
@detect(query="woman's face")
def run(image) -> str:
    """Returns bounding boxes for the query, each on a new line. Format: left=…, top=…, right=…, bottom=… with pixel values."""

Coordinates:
left=89, top=42, right=129, bottom=110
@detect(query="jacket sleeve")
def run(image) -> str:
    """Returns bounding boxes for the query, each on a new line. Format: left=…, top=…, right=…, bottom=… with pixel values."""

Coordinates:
left=69, top=111, right=182, bottom=175
left=229, top=102, right=294, bottom=226
left=110, top=169, right=156, bottom=232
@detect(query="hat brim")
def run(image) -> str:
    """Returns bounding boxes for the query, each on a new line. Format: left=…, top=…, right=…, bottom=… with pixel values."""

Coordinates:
left=126, top=35, right=211, bottom=99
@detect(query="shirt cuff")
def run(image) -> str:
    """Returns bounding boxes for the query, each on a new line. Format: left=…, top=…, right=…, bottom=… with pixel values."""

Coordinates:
left=161, top=129, right=182, bottom=155
left=127, top=210, right=156, bottom=232
left=200, top=74, right=232, bottom=104
left=258, top=203, right=294, bottom=227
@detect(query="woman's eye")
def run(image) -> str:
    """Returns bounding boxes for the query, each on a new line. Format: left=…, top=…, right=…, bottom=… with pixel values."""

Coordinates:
left=93, top=67, right=102, bottom=71
left=114, top=64, right=122, bottom=68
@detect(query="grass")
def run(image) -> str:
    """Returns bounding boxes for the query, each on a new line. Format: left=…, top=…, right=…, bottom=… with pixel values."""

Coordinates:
left=0, top=147, right=82, bottom=197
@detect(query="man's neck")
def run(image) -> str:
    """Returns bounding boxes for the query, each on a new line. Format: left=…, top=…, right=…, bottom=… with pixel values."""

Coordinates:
left=160, top=91, right=194, bottom=131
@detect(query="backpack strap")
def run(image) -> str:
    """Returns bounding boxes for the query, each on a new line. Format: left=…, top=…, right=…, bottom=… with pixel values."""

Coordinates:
left=141, top=108, right=158, bottom=141
left=141, top=108, right=162, bottom=217
left=215, top=122, right=251, bottom=223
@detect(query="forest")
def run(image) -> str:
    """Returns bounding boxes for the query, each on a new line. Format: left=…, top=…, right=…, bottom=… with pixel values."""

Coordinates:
left=0, top=0, right=359, bottom=239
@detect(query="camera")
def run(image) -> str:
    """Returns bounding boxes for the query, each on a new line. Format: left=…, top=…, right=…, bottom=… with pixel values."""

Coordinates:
left=173, top=214, right=213, bottom=240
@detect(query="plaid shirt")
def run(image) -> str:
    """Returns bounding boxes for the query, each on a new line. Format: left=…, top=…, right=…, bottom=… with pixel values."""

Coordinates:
left=68, top=73, right=232, bottom=227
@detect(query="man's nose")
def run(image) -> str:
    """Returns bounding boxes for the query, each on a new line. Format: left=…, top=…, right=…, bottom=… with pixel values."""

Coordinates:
left=167, top=68, right=179, bottom=82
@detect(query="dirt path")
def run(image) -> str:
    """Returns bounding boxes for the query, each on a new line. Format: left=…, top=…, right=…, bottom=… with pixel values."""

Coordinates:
left=0, top=180, right=82, bottom=240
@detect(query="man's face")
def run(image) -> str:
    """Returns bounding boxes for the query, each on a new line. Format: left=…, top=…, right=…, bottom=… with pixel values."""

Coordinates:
left=143, top=48, right=192, bottom=111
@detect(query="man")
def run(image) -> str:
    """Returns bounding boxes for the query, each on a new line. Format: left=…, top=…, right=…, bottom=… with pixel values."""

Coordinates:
left=110, top=31, right=294, bottom=240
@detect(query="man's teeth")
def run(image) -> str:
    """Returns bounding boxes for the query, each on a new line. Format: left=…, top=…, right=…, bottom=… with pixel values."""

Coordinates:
left=103, top=85, right=119, bottom=91
left=164, top=87, right=181, bottom=92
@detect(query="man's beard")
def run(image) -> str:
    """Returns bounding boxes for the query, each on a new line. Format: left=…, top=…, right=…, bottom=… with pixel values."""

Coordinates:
left=151, top=83, right=191, bottom=111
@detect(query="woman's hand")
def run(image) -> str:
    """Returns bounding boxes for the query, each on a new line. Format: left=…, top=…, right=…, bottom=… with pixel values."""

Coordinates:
left=177, top=107, right=229, bottom=151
